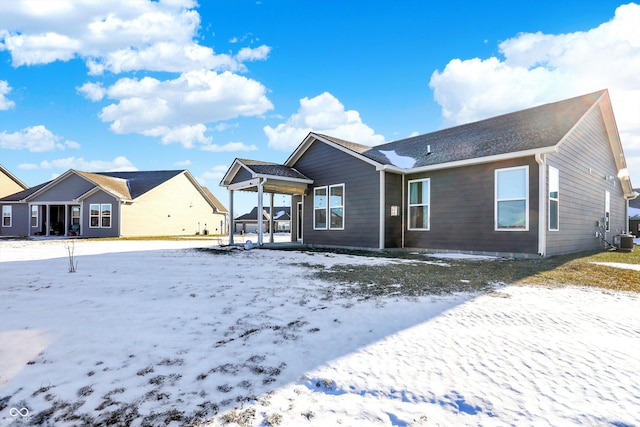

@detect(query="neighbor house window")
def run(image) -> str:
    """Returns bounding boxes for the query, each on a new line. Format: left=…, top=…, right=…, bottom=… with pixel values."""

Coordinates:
left=313, top=187, right=327, bottom=230
left=71, top=206, right=80, bottom=226
left=604, top=191, right=610, bottom=232
left=329, top=184, right=344, bottom=230
left=31, top=205, right=38, bottom=227
left=101, top=204, right=111, bottom=228
left=2, top=206, right=11, bottom=227
left=495, top=166, right=529, bottom=230
left=549, top=166, right=559, bottom=231
left=90, top=203, right=112, bottom=228
left=408, top=178, right=430, bottom=230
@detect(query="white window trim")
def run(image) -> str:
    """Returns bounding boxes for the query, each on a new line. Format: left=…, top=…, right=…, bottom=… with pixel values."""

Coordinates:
left=407, top=178, right=430, bottom=231
left=89, top=203, right=112, bottom=228
left=495, top=166, right=529, bottom=231
left=548, top=166, right=559, bottom=231
left=328, top=183, right=345, bottom=230
left=101, top=203, right=112, bottom=228
left=31, top=205, right=39, bottom=228
left=2, top=205, right=12, bottom=227
left=313, top=186, right=328, bottom=230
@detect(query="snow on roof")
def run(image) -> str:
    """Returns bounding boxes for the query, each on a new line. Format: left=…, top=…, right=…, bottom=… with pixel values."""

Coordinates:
left=378, top=150, right=416, bottom=168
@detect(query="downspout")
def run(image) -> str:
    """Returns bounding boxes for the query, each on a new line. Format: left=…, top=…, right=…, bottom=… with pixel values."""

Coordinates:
left=401, top=174, right=406, bottom=248
left=257, top=178, right=265, bottom=246
left=535, top=153, right=546, bottom=257
left=379, top=170, right=385, bottom=250
left=228, top=189, right=234, bottom=245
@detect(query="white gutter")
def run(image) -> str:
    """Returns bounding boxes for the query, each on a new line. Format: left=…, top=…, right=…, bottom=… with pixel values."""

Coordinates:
left=377, top=146, right=558, bottom=174
left=379, top=170, right=385, bottom=249
left=535, top=153, right=547, bottom=257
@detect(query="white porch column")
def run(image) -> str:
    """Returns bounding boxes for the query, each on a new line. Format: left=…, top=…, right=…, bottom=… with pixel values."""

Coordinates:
left=228, top=189, right=234, bottom=245
left=64, top=204, right=69, bottom=237
left=269, top=193, right=275, bottom=243
left=45, top=204, right=50, bottom=237
left=257, top=179, right=264, bottom=246
left=379, top=170, right=385, bottom=250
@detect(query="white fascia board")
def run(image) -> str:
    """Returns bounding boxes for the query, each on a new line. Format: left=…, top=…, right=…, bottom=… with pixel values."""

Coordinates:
left=378, top=146, right=559, bottom=174
left=228, top=178, right=261, bottom=191
left=254, top=173, right=313, bottom=184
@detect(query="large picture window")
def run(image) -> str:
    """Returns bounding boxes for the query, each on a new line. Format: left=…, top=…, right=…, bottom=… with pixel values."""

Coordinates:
left=495, top=166, right=529, bottom=230
left=408, top=178, right=430, bottom=230
left=90, top=203, right=112, bottom=228
left=549, top=166, right=559, bottom=231
left=2, top=205, right=12, bottom=227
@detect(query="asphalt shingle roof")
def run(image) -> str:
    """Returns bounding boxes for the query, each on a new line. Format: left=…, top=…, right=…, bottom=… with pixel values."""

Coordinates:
left=238, top=159, right=310, bottom=180
left=315, top=91, right=605, bottom=169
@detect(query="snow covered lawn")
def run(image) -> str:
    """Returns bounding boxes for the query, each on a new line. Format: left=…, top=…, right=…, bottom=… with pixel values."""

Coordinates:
left=1, top=239, right=639, bottom=426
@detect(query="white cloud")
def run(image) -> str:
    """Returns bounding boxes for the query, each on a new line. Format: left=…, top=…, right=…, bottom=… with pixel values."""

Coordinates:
left=77, top=82, right=106, bottom=102
left=0, top=0, right=269, bottom=74
left=429, top=2, right=640, bottom=187
left=0, top=80, right=15, bottom=110
left=37, top=155, right=137, bottom=172
left=143, top=124, right=211, bottom=148
left=0, top=125, right=80, bottom=152
left=201, top=165, right=230, bottom=180
left=97, top=70, right=272, bottom=147
left=174, top=159, right=191, bottom=167
left=200, top=142, right=258, bottom=152
left=264, top=92, right=385, bottom=151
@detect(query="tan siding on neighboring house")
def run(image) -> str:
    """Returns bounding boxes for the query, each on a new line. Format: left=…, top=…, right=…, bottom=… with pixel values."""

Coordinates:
left=0, top=171, right=27, bottom=198
left=120, top=172, right=226, bottom=236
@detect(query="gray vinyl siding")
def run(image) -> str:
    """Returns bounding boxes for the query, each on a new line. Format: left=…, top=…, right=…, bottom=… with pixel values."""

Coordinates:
left=384, top=172, right=403, bottom=248
left=30, top=174, right=94, bottom=202
left=0, top=204, right=29, bottom=236
left=82, top=191, right=120, bottom=238
left=545, top=104, right=627, bottom=256
left=293, top=141, right=380, bottom=249
left=404, top=157, right=540, bottom=255
left=230, top=167, right=253, bottom=185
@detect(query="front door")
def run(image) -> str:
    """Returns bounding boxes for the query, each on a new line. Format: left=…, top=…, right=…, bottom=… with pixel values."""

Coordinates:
left=297, top=202, right=303, bottom=242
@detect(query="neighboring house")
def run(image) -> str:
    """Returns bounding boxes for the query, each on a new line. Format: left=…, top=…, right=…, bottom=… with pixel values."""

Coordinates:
left=221, top=90, right=635, bottom=257
left=0, top=165, right=29, bottom=199
left=0, top=169, right=228, bottom=238
left=629, top=188, right=640, bottom=237
left=234, top=206, right=291, bottom=233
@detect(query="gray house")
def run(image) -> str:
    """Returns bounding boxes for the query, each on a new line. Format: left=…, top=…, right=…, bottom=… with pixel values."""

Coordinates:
left=221, top=90, right=635, bottom=257
left=234, top=206, right=291, bottom=233
left=1, top=169, right=228, bottom=238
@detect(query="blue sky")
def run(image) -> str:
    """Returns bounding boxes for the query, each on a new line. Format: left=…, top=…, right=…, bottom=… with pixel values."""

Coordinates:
left=1, top=0, right=638, bottom=215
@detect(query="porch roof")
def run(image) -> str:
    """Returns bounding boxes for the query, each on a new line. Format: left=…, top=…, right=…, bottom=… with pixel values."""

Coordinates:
left=220, top=158, right=313, bottom=195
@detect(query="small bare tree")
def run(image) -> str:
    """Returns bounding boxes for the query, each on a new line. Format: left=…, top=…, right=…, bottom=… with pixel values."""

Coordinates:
left=66, top=241, right=78, bottom=273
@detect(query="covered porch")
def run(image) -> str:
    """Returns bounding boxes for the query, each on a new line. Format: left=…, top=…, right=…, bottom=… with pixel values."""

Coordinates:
left=220, top=159, right=312, bottom=247
left=29, top=203, right=81, bottom=237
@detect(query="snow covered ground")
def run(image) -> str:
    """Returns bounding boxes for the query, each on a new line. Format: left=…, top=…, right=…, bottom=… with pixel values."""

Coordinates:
left=1, top=239, right=639, bottom=426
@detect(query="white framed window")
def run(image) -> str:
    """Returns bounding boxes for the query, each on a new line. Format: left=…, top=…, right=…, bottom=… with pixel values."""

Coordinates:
left=90, top=203, right=112, bottom=228
left=2, top=205, right=12, bottom=227
left=495, top=166, right=529, bottom=231
left=101, top=204, right=111, bottom=228
left=71, top=206, right=80, bottom=226
left=313, top=187, right=327, bottom=230
left=408, top=178, right=430, bottom=230
left=31, top=205, right=38, bottom=227
left=329, top=184, right=345, bottom=230
left=604, top=191, right=610, bottom=232
left=549, top=166, right=559, bottom=231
